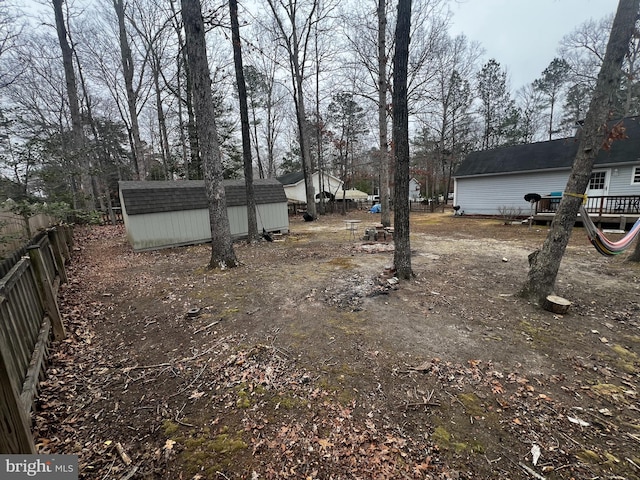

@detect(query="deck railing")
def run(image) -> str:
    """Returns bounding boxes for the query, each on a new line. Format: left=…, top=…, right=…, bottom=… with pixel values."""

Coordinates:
left=536, top=195, right=640, bottom=215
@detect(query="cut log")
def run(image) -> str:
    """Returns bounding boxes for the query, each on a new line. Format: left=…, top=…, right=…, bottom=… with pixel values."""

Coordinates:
left=543, top=295, right=572, bottom=314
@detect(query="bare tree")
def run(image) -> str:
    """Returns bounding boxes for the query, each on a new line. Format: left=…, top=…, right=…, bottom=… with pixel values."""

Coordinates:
left=0, top=2, right=23, bottom=88
left=52, top=0, right=91, bottom=209
left=126, top=0, right=174, bottom=179
left=113, top=0, right=147, bottom=179
left=181, top=0, right=237, bottom=269
left=393, top=0, right=412, bottom=280
left=344, top=0, right=449, bottom=226
left=229, top=0, right=259, bottom=242
left=263, top=0, right=325, bottom=219
left=378, top=0, right=391, bottom=227
left=521, top=0, right=640, bottom=303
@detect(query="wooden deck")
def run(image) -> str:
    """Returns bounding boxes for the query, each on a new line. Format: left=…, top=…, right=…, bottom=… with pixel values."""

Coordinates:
left=534, top=194, right=640, bottom=229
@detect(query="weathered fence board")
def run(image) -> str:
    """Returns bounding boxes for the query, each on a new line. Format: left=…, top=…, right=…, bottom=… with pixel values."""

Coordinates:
left=0, top=225, right=72, bottom=454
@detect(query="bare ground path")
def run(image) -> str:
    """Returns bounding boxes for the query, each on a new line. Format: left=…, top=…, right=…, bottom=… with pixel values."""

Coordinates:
left=33, top=211, right=640, bottom=479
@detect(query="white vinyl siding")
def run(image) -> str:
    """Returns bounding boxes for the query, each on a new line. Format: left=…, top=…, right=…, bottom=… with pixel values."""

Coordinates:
left=455, top=165, right=640, bottom=216
left=609, top=165, right=640, bottom=193
left=455, top=171, right=570, bottom=215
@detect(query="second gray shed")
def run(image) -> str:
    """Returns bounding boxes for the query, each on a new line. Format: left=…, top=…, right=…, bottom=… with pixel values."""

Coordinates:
left=119, top=179, right=289, bottom=251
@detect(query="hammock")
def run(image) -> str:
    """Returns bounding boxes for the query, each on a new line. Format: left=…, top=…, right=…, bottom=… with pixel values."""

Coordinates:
left=579, top=205, right=640, bottom=256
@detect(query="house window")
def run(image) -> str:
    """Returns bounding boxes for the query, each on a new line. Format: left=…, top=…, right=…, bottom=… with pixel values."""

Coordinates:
left=633, top=166, right=640, bottom=184
left=589, top=171, right=606, bottom=190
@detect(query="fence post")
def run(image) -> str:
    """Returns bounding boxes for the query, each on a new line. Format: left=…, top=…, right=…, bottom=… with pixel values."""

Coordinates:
left=48, top=228, right=68, bottom=284
left=27, top=246, right=65, bottom=341
left=0, top=342, right=36, bottom=454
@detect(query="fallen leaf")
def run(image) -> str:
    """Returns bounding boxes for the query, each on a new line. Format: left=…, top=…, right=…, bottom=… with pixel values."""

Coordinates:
left=317, top=438, right=334, bottom=449
left=567, top=416, right=590, bottom=427
left=531, top=444, right=541, bottom=466
left=189, top=390, right=205, bottom=399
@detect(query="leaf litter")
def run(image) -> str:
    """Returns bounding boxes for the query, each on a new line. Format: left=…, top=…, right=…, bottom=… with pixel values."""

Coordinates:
left=32, top=214, right=640, bottom=479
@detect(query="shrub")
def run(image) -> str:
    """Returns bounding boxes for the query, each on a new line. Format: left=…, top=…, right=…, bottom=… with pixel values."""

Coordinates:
left=497, top=206, right=523, bottom=224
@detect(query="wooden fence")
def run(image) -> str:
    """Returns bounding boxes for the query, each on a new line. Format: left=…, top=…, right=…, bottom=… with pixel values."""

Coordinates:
left=0, top=225, right=73, bottom=454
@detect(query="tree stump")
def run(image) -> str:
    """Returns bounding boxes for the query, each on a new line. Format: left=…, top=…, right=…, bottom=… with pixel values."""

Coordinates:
left=543, top=295, right=572, bottom=314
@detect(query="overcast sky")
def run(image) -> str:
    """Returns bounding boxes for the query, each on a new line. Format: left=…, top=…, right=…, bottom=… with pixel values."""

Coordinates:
left=448, top=0, right=618, bottom=91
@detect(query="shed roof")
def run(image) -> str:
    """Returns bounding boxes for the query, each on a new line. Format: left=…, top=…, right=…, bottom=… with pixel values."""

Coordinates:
left=455, top=116, right=640, bottom=178
left=120, top=178, right=287, bottom=215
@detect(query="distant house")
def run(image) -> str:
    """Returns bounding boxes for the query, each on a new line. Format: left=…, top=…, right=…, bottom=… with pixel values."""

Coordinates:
left=453, top=117, right=640, bottom=216
left=409, top=178, right=422, bottom=200
left=277, top=171, right=344, bottom=203
left=119, top=178, right=288, bottom=251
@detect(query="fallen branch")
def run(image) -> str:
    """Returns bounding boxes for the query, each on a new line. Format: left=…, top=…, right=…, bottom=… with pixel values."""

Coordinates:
left=116, top=442, right=132, bottom=466
left=627, top=457, right=640, bottom=471
left=518, top=462, right=546, bottom=480
left=403, top=401, right=441, bottom=409
left=193, top=320, right=220, bottom=335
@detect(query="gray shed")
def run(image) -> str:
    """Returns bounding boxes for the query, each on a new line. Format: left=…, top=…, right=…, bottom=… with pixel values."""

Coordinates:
left=119, top=179, right=289, bottom=251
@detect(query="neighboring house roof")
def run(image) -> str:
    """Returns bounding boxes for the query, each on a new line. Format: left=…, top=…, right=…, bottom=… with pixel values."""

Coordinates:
left=455, top=116, right=640, bottom=178
left=277, top=171, right=305, bottom=186
left=120, top=178, right=287, bottom=216
left=276, top=171, right=342, bottom=186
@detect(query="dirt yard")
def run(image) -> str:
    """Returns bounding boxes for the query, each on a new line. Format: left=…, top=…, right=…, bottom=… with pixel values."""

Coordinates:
left=33, top=210, right=640, bottom=479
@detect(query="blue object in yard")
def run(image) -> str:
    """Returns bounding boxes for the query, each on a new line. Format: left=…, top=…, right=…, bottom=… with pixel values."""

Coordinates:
left=549, top=191, right=562, bottom=211
left=370, top=203, right=381, bottom=213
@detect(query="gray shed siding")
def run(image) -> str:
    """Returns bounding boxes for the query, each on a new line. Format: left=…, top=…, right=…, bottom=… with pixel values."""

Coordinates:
left=119, top=179, right=289, bottom=251
left=455, top=171, right=570, bottom=215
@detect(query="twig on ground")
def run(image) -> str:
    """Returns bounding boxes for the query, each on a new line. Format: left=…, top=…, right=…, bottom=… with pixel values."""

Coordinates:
left=193, top=320, right=220, bottom=335
left=518, top=462, right=546, bottom=480
left=119, top=465, right=139, bottom=480
left=116, top=442, right=132, bottom=466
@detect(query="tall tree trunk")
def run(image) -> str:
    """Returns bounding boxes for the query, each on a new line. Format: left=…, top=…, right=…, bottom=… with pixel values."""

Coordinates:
left=52, top=0, right=92, bottom=210
left=521, top=0, right=639, bottom=301
left=152, top=56, right=171, bottom=179
left=229, top=0, right=259, bottom=243
left=293, top=65, right=316, bottom=219
left=169, top=0, right=191, bottom=178
left=378, top=0, right=391, bottom=227
left=72, top=35, right=115, bottom=223
left=181, top=0, right=238, bottom=269
left=265, top=0, right=316, bottom=219
left=392, top=0, right=412, bottom=280
left=113, top=0, right=145, bottom=180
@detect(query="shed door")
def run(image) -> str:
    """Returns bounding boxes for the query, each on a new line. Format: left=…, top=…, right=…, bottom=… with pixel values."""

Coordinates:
left=586, top=170, right=609, bottom=210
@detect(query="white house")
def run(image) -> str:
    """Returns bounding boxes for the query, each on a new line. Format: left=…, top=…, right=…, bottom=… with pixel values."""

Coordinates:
left=277, top=171, right=345, bottom=203
left=453, top=116, right=640, bottom=218
left=409, top=178, right=422, bottom=200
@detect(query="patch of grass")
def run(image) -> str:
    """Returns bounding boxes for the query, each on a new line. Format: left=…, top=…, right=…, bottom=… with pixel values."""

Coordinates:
left=326, top=257, right=357, bottom=269
left=431, top=426, right=484, bottom=454
left=611, top=344, right=638, bottom=374
left=576, top=449, right=600, bottom=463
left=163, top=420, right=180, bottom=436
left=519, top=320, right=550, bottom=343
left=590, top=383, right=628, bottom=404
left=328, top=311, right=366, bottom=335
left=270, top=393, right=305, bottom=410
left=179, top=427, right=248, bottom=476
left=457, top=393, right=485, bottom=418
